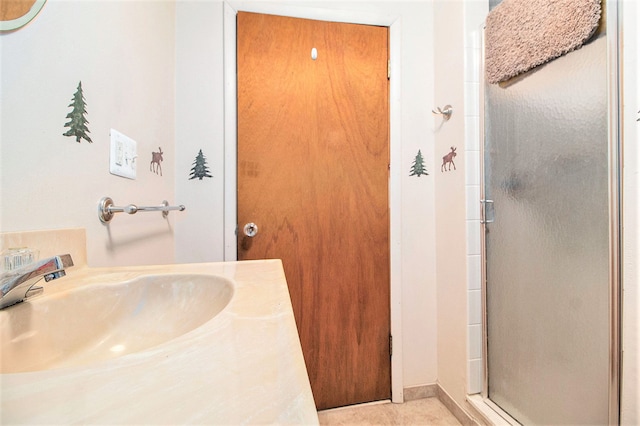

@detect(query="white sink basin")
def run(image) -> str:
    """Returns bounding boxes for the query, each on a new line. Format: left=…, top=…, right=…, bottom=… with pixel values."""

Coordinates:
left=0, top=274, right=234, bottom=373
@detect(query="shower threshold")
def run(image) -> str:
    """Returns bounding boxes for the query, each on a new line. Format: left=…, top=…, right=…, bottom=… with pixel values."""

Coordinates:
left=466, top=394, right=520, bottom=426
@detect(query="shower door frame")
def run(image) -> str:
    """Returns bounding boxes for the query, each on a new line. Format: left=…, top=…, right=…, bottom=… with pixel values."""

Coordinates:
left=478, top=0, right=622, bottom=423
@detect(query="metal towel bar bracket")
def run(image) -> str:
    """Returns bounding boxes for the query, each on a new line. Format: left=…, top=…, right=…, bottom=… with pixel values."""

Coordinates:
left=99, top=196, right=185, bottom=224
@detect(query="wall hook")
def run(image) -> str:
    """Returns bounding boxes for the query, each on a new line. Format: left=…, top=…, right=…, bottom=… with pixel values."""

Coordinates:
left=432, top=105, right=453, bottom=121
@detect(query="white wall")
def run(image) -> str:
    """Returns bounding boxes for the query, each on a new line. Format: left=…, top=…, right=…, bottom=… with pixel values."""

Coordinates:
left=432, top=0, right=467, bottom=408
left=0, top=0, right=177, bottom=267
left=174, top=1, right=225, bottom=264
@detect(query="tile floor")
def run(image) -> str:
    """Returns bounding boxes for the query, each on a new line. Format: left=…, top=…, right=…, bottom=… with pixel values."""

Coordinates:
left=317, top=398, right=462, bottom=425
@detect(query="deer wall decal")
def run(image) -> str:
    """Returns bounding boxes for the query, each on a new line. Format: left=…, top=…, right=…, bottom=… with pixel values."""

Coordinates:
left=441, top=146, right=457, bottom=172
left=150, top=147, right=163, bottom=176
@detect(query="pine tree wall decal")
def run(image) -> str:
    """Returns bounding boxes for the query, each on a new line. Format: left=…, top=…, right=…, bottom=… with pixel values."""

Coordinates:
left=409, top=149, right=428, bottom=177
left=63, top=81, right=92, bottom=143
left=189, top=149, right=213, bottom=180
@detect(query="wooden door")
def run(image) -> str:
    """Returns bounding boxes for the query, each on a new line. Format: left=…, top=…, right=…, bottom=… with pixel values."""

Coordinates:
left=237, top=12, right=390, bottom=410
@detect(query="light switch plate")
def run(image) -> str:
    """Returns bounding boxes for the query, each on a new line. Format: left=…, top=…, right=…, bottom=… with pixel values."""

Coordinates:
left=109, top=129, right=137, bottom=179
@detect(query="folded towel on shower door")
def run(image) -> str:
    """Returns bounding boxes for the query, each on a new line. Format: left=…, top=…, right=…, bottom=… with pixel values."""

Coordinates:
left=485, top=0, right=602, bottom=84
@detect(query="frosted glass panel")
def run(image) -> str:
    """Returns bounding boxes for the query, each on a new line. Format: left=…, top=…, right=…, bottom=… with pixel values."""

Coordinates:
left=484, top=34, right=610, bottom=424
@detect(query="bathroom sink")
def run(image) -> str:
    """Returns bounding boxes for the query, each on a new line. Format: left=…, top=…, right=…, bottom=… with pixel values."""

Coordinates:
left=0, top=274, right=234, bottom=374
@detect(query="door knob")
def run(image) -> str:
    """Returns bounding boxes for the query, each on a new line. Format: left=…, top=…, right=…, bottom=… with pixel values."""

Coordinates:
left=243, top=222, right=258, bottom=237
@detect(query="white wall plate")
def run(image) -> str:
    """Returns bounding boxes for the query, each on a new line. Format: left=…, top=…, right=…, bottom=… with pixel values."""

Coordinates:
left=109, top=128, right=137, bottom=179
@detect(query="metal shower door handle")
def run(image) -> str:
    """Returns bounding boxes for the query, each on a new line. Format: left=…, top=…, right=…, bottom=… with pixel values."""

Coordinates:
left=243, top=222, right=258, bottom=237
left=481, top=199, right=495, bottom=224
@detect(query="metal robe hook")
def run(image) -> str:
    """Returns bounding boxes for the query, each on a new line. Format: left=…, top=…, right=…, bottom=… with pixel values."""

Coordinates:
left=432, top=105, right=453, bottom=121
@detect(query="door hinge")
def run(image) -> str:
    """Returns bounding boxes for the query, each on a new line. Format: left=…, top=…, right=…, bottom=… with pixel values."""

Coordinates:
left=389, top=334, right=393, bottom=357
left=387, top=60, right=391, bottom=79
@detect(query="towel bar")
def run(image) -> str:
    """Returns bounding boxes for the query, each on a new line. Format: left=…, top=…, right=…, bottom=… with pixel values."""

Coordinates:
left=99, top=196, right=185, bottom=223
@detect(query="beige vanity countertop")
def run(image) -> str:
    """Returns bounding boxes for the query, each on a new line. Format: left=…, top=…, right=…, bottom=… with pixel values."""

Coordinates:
left=0, top=259, right=319, bottom=425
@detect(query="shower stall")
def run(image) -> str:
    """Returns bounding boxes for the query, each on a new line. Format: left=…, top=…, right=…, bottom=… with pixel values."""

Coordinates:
left=481, top=2, right=620, bottom=425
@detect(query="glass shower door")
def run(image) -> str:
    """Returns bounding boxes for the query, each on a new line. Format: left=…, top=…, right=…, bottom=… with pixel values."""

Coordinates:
left=483, top=28, right=612, bottom=425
